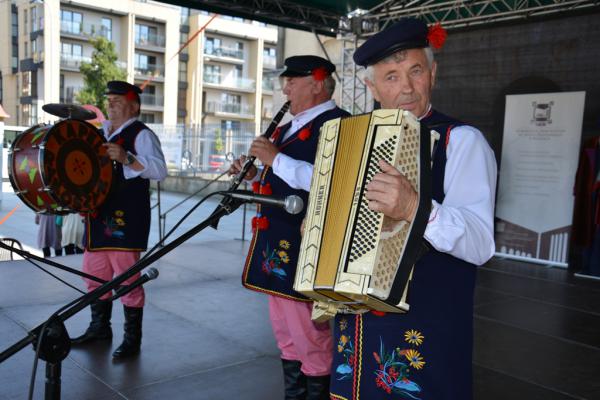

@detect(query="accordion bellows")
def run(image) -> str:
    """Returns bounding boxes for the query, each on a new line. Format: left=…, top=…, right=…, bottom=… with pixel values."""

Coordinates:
left=294, top=109, right=431, bottom=316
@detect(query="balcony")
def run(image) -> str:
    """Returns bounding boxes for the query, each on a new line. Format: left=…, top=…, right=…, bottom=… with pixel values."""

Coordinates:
left=204, top=47, right=244, bottom=63
left=60, top=86, right=83, bottom=103
left=140, top=94, right=164, bottom=110
left=134, top=63, right=165, bottom=80
left=60, top=21, right=111, bottom=40
left=135, top=33, right=166, bottom=50
left=205, top=101, right=254, bottom=119
left=60, top=54, right=91, bottom=71
left=262, top=78, right=275, bottom=92
left=203, top=75, right=256, bottom=92
left=263, top=55, right=276, bottom=69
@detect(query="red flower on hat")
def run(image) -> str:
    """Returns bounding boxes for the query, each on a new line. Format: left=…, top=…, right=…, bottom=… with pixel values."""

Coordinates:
left=298, top=127, right=311, bottom=141
left=427, top=23, right=447, bottom=50
left=311, top=66, right=329, bottom=81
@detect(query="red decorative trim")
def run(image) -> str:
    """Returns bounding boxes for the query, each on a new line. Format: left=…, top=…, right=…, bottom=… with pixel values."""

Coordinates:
left=445, top=125, right=453, bottom=149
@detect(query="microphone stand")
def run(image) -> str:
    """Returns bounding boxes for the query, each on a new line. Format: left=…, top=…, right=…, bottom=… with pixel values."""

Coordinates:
left=0, top=195, right=248, bottom=400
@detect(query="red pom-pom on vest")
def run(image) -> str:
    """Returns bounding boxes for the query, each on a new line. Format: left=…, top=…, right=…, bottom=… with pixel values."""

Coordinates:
left=298, top=127, right=311, bottom=141
left=260, top=182, right=273, bottom=195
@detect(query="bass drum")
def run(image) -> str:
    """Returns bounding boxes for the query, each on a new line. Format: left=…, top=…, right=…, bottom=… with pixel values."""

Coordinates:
left=8, top=119, right=113, bottom=214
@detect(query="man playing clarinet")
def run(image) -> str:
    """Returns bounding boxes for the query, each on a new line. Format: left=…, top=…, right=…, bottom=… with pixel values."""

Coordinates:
left=229, top=55, right=349, bottom=399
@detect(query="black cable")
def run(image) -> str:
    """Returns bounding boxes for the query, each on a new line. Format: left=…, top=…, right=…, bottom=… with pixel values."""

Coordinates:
left=21, top=256, right=85, bottom=294
left=139, top=190, right=232, bottom=263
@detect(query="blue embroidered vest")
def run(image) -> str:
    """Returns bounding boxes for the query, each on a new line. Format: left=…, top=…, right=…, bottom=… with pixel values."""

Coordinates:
left=85, top=121, right=151, bottom=251
left=330, top=109, right=480, bottom=400
left=242, top=106, right=350, bottom=301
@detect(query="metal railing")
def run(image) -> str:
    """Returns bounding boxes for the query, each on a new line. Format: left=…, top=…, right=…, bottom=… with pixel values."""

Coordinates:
left=140, top=94, right=164, bottom=106
left=134, top=63, right=165, bottom=77
left=204, top=102, right=254, bottom=116
left=135, top=33, right=166, bottom=47
left=204, top=46, right=243, bottom=60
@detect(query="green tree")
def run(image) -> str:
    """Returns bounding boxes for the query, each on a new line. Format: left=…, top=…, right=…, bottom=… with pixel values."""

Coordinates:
left=214, top=128, right=224, bottom=153
left=76, top=36, right=126, bottom=115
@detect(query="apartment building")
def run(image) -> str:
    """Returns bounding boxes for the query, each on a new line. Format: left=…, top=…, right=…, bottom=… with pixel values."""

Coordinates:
left=0, top=0, right=280, bottom=142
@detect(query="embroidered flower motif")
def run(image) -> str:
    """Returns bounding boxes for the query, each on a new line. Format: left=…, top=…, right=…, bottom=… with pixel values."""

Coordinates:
left=338, top=318, right=348, bottom=331
left=102, top=210, right=126, bottom=239
left=279, top=240, right=290, bottom=249
left=297, top=127, right=311, bottom=141
left=404, top=349, right=426, bottom=370
left=335, top=332, right=354, bottom=380
left=252, top=181, right=261, bottom=193
left=259, top=240, right=291, bottom=279
left=373, top=337, right=423, bottom=397
left=404, top=329, right=424, bottom=346
left=427, top=22, right=447, bottom=50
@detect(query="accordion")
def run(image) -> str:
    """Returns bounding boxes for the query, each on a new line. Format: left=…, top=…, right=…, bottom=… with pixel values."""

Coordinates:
left=294, top=109, right=432, bottom=321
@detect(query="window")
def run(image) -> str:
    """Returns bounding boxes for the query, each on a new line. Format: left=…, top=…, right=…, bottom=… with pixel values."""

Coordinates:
left=31, top=7, right=37, bottom=32
left=180, top=7, right=190, bottom=25
left=11, top=10, right=18, bottom=37
left=135, top=53, right=156, bottom=74
left=204, top=64, right=220, bottom=84
left=23, top=9, right=28, bottom=35
left=263, top=47, right=276, bottom=57
left=60, top=74, right=64, bottom=103
left=62, top=43, right=83, bottom=58
left=204, top=37, right=221, bottom=55
left=101, top=18, right=112, bottom=41
left=135, top=24, right=157, bottom=45
left=12, top=43, right=18, bottom=70
left=0, top=72, right=3, bottom=104
left=233, top=65, right=242, bottom=80
left=61, top=10, right=82, bottom=34
left=24, top=41, right=28, bottom=58
left=179, top=61, right=187, bottom=82
left=140, top=113, right=155, bottom=124
left=221, top=93, right=241, bottom=113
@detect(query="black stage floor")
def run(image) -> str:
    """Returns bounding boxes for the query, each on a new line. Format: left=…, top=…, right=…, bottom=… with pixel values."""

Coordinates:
left=1, top=246, right=598, bottom=399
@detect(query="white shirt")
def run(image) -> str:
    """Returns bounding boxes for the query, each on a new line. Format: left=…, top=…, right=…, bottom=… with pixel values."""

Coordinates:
left=270, top=100, right=337, bottom=189
left=102, top=118, right=168, bottom=181
left=272, top=105, right=497, bottom=266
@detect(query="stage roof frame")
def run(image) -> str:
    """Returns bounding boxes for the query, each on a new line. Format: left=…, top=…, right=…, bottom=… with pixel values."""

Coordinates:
left=160, top=0, right=600, bottom=36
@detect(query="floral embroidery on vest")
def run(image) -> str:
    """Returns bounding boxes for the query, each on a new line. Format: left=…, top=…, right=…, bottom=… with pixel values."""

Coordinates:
left=335, top=318, right=355, bottom=380
left=373, top=330, right=426, bottom=397
left=260, top=240, right=291, bottom=279
left=103, top=209, right=126, bottom=238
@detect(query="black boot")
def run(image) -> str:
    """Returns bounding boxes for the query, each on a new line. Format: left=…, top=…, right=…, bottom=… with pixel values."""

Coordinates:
left=306, top=375, right=330, bottom=400
left=71, top=300, right=113, bottom=345
left=282, top=359, right=307, bottom=400
left=112, top=306, right=143, bottom=359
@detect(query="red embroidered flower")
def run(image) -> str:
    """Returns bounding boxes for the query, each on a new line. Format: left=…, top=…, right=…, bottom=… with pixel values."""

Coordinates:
left=427, top=23, right=447, bottom=50
left=271, top=126, right=282, bottom=142
left=114, top=136, right=125, bottom=146
left=252, top=181, right=261, bottom=193
left=311, top=66, right=329, bottom=81
left=298, top=127, right=311, bottom=141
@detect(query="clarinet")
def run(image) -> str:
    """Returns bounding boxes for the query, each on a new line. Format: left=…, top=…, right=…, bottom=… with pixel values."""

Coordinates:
left=210, top=101, right=290, bottom=229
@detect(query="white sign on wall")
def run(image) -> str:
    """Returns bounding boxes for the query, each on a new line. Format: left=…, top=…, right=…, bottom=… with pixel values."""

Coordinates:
left=495, top=91, right=585, bottom=266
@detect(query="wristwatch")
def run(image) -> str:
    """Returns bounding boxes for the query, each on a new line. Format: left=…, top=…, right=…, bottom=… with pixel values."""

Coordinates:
left=123, top=152, right=136, bottom=166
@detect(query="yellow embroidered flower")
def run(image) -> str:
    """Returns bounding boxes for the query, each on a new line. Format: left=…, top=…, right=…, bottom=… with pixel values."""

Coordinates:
left=339, top=318, right=348, bottom=331
left=278, top=250, right=289, bottom=263
left=279, top=240, right=290, bottom=249
left=404, top=349, right=425, bottom=370
left=115, top=210, right=124, bottom=217
left=404, top=329, right=424, bottom=346
left=115, top=218, right=125, bottom=226
left=337, top=335, right=349, bottom=352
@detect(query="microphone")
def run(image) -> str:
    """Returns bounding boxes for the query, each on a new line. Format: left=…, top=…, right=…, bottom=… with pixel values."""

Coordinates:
left=110, top=268, right=159, bottom=301
left=223, top=190, right=304, bottom=215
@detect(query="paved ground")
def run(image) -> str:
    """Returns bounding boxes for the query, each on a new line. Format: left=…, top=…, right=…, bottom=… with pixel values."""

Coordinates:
left=1, top=183, right=600, bottom=399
